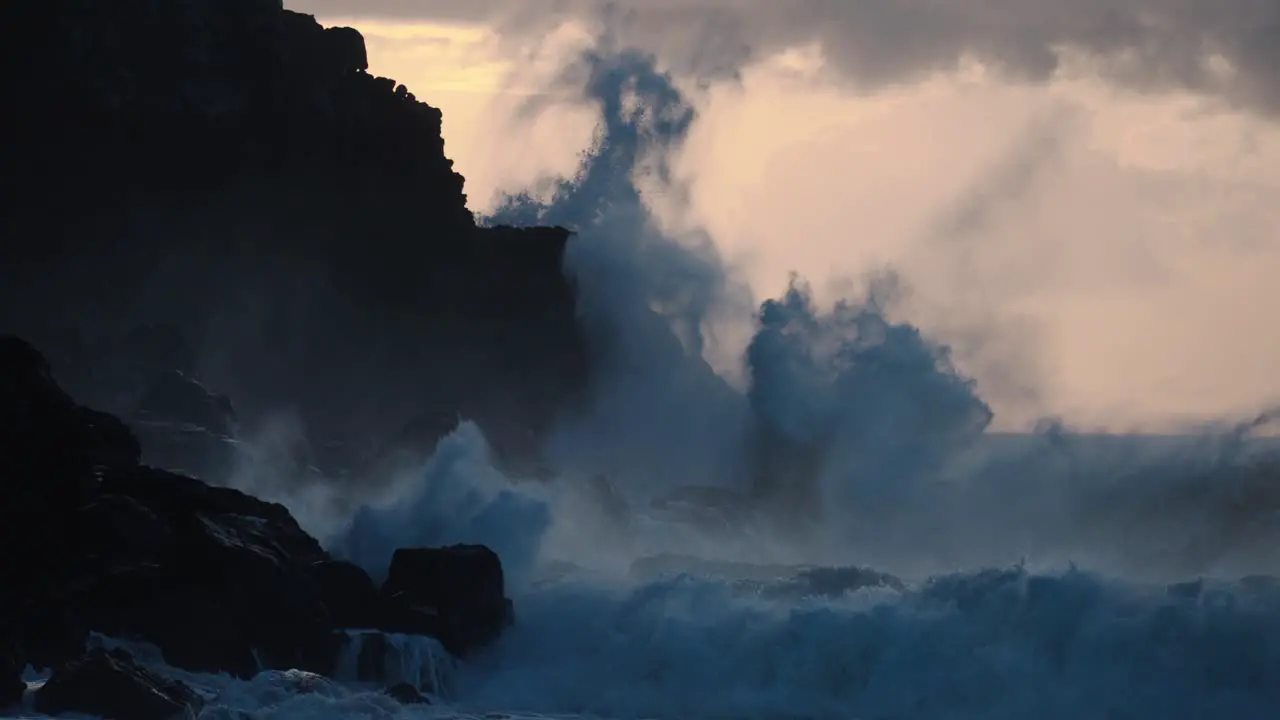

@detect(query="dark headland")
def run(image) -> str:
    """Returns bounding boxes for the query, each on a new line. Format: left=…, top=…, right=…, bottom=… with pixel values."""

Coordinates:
left=1, top=0, right=586, bottom=714
left=1, top=0, right=591, bottom=480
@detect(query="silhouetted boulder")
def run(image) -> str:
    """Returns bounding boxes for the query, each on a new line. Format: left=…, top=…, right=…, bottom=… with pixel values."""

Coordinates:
left=380, top=545, right=512, bottom=658
left=1, top=337, right=519, bottom=681
left=323, top=26, right=369, bottom=74
left=35, top=646, right=203, bottom=720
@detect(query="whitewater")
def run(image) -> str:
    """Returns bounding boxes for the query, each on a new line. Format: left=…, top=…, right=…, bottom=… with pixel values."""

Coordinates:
left=13, top=46, right=1280, bottom=720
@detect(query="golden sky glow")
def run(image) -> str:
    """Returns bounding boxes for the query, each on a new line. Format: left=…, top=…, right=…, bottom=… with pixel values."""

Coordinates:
left=308, top=15, right=1280, bottom=432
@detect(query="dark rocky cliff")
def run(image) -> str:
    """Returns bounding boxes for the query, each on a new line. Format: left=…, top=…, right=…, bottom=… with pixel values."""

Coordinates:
left=0, top=336, right=514, bottom=708
left=0, top=0, right=589, bottom=476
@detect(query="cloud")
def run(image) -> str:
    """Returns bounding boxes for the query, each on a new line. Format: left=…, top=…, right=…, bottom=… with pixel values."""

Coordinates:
left=929, top=107, right=1080, bottom=242
left=289, top=0, right=1280, bottom=116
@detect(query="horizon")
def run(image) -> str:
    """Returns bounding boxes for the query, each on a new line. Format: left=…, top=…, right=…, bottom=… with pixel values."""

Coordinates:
left=287, top=2, right=1280, bottom=436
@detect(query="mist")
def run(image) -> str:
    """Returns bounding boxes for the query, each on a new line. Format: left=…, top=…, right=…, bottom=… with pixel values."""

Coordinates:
left=304, top=37, right=1280, bottom=594
left=11, top=3, right=1280, bottom=717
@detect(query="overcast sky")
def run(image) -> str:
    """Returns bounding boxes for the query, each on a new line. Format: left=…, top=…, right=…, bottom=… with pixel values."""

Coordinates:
left=287, top=0, right=1280, bottom=432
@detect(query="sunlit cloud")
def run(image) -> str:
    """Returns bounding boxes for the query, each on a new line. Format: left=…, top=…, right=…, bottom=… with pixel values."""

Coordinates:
left=295, top=6, right=1280, bottom=431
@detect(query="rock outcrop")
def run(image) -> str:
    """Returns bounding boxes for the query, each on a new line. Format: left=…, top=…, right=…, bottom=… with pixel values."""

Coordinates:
left=381, top=546, right=513, bottom=658
left=0, top=0, right=589, bottom=477
left=130, top=368, right=240, bottom=481
left=35, top=647, right=205, bottom=720
left=0, top=640, right=22, bottom=710
left=0, top=337, right=514, bottom=704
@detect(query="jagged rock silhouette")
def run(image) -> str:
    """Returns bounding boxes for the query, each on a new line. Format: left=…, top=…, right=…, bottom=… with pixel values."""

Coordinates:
left=0, top=0, right=589, bottom=477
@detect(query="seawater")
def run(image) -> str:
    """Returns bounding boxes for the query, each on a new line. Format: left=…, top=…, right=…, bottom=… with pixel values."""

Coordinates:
left=10, top=563, right=1280, bottom=719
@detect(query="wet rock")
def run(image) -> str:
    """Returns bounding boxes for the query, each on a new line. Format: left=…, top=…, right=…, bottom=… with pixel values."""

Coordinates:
left=1, top=338, right=331, bottom=677
left=381, top=545, right=512, bottom=658
left=0, top=337, right=519, bottom=680
left=335, top=629, right=452, bottom=694
left=80, top=468, right=334, bottom=677
left=35, top=646, right=203, bottom=720
left=251, top=668, right=342, bottom=699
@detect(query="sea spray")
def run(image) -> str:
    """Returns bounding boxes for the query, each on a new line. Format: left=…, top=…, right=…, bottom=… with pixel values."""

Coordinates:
left=333, top=631, right=455, bottom=698
left=331, top=422, right=550, bottom=589
left=180, top=37, right=1280, bottom=720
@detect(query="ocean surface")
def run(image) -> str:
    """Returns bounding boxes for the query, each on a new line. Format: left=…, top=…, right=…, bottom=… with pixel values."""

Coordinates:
left=12, top=527, right=1280, bottom=719
left=13, top=44, right=1280, bottom=720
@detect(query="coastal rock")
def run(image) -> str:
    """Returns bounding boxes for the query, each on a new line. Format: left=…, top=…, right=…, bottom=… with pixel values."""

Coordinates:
left=35, top=646, right=203, bottom=720
left=6, top=324, right=238, bottom=482
left=333, top=630, right=453, bottom=695
left=250, top=668, right=343, bottom=699
left=0, top=337, right=517, bottom=680
left=0, top=335, right=141, bottom=481
left=323, top=26, right=369, bottom=74
left=62, top=467, right=335, bottom=677
left=318, top=549, right=515, bottom=660
left=3, top=0, right=545, bottom=680
left=381, top=545, right=512, bottom=658
left=0, top=638, right=22, bottom=710
left=311, top=559, right=383, bottom=629
left=130, top=369, right=239, bottom=482
left=0, top=0, right=589, bottom=477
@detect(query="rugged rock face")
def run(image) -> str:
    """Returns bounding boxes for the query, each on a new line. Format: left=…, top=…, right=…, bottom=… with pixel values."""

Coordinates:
left=35, top=646, right=205, bottom=720
left=0, top=0, right=589, bottom=476
left=0, top=337, right=515, bottom=687
left=130, top=369, right=240, bottom=481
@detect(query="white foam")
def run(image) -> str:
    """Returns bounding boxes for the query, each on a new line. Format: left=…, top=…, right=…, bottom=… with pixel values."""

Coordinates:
left=334, top=630, right=456, bottom=699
